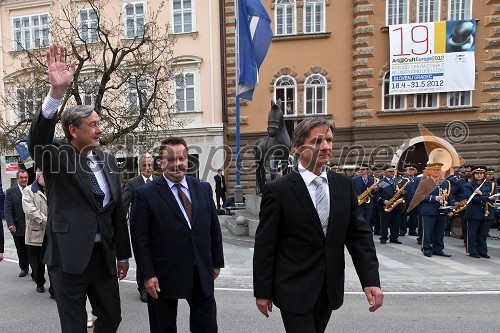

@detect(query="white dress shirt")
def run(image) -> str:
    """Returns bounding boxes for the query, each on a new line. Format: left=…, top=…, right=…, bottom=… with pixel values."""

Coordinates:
left=298, top=162, right=330, bottom=213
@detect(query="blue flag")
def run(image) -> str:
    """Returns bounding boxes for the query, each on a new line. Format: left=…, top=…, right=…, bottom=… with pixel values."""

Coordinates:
left=237, top=0, right=273, bottom=101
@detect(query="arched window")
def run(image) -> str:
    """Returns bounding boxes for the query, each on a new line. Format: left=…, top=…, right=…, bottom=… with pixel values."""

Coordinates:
left=304, top=74, right=326, bottom=115
left=304, top=0, right=325, bottom=33
left=275, top=0, right=295, bottom=36
left=383, top=72, right=406, bottom=111
left=274, top=75, right=296, bottom=115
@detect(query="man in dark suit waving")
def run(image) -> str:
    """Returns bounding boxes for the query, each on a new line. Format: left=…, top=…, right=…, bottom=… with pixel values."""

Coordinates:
left=130, top=137, right=224, bottom=333
left=253, top=118, right=383, bottom=333
left=28, top=43, right=131, bottom=332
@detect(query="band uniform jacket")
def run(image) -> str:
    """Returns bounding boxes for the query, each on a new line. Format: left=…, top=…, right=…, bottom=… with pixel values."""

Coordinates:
left=463, top=181, right=496, bottom=221
left=5, top=186, right=26, bottom=237
left=130, top=176, right=224, bottom=299
left=352, top=176, right=375, bottom=209
left=22, top=181, right=48, bottom=246
left=419, top=179, right=452, bottom=216
left=28, top=110, right=132, bottom=275
left=253, top=170, right=380, bottom=314
left=214, top=174, right=226, bottom=194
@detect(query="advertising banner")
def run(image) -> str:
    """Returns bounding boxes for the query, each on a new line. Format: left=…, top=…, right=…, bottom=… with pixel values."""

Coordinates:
left=389, top=20, right=476, bottom=95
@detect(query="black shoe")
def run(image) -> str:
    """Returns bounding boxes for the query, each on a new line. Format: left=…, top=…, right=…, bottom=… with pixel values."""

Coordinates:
left=390, top=239, right=402, bottom=244
left=374, top=231, right=381, bottom=236
left=424, top=253, right=432, bottom=257
left=479, top=254, right=490, bottom=259
left=417, top=240, right=422, bottom=245
left=433, top=252, right=452, bottom=257
left=399, top=232, right=406, bottom=236
left=36, top=286, right=45, bottom=293
left=469, top=254, right=481, bottom=258
left=408, top=232, right=418, bottom=236
left=380, top=240, right=386, bottom=244
left=50, top=293, right=56, bottom=300
left=19, top=270, right=28, bottom=278
left=139, top=290, right=147, bottom=303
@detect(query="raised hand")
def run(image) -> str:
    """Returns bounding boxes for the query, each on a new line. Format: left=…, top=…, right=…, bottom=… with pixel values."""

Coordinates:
left=46, top=42, right=78, bottom=100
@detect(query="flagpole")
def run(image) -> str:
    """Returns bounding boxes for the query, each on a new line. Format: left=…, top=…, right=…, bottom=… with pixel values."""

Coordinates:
left=234, top=0, right=243, bottom=203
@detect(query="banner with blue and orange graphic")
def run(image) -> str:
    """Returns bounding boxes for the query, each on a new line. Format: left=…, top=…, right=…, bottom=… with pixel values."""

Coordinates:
left=389, top=20, right=476, bottom=95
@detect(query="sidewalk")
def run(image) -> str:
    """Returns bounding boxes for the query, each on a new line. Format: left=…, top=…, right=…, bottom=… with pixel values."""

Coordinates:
left=3, top=221, right=500, bottom=293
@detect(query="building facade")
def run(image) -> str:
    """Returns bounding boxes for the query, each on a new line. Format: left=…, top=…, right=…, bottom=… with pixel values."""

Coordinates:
left=0, top=0, right=224, bottom=190
left=223, top=0, right=499, bottom=195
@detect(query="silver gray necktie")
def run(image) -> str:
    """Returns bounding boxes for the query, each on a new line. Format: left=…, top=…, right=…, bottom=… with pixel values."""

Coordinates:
left=313, top=177, right=329, bottom=236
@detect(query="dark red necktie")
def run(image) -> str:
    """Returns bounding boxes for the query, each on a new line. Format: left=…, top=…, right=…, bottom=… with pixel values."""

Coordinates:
left=174, top=183, right=192, bottom=222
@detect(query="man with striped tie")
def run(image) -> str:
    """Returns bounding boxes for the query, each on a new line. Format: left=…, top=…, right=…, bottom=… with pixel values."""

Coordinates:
left=254, top=118, right=383, bottom=333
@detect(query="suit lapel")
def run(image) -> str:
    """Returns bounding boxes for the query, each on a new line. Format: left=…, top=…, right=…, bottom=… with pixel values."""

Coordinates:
left=154, top=177, right=190, bottom=228
left=290, top=171, right=325, bottom=238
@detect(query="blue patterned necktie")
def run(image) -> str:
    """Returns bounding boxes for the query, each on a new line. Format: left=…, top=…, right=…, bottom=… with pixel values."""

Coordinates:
left=87, top=159, right=105, bottom=209
left=312, top=177, right=328, bottom=236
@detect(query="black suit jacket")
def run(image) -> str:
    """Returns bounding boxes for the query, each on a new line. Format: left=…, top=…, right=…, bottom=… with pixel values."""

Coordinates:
left=253, top=170, right=380, bottom=313
left=28, top=110, right=131, bottom=275
left=123, top=174, right=157, bottom=210
left=5, top=186, right=26, bottom=237
left=130, top=175, right=224, bottom=298
left=0, top=218, right=4, bottom=253
left=214, top=174, right=226, bottom=194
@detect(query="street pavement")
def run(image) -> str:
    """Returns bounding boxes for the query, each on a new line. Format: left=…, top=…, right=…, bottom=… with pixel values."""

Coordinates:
left=1, top=221, right=500, bottom=332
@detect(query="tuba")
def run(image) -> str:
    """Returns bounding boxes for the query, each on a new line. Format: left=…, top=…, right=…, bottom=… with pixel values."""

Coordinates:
left=358, top=178, right=379, bottom=206
left=384, top=179, right=410, bottom=213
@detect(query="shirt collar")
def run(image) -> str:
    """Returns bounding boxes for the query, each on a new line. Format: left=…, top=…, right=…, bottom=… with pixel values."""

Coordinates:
left=298, top=162, right=328, bottom=186
left=163, top=174, right=188, bottom=190
left=141, top=174, right=153, bottom=183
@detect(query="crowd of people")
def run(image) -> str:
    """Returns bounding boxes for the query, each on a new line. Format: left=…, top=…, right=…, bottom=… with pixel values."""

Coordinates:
left=349, top=162, right=499, bottom=258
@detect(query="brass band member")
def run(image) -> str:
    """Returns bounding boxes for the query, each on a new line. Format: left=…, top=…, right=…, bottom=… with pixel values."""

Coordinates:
left=374, top=165, right=403, bottom=244
left=418, top=163, right=453, bottom=258
left=353, top=164, right=377, bottom=227
left=463, top=166, right=496, bottom=258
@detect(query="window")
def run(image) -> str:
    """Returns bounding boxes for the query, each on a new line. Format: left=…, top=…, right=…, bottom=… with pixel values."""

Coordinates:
left=449, top=0, right=472, bottom=20
left=417, top=0, right=440, bottom=23
left=12, top=14, right=49, bottom=50
left=172, top=0, right=194, bottom=33
left=448, top=91, right=472, bottom=107
left=175, top=72, right=196, bottom=112
left=304, top=74, right=326, bottom=115
left=275, top=0, right=295, bottom=35
left=125, top=2, right=145, bottom=38
left=80, top=80, right=99, bottom=106
left=383, top=72, right=406, bottom=111
left=16, top=88, right=44, bottom=121
left=387, top=0, right=409, bottom=25
left=274, top=75, right=296, bottom=115
left=304, top=0, right=325, bottom=34
left=415, top=93, right=438, bottom=108
left=127, top=75, right=149, bottom=114
left=79, top=8, right=98, bottom=43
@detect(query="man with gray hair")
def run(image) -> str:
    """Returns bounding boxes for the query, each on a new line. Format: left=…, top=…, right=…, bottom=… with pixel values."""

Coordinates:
left=253, top=117, right=383, bottom=332
left=123, top=153, right=156, bottom=303
left=28, top=42, right=131, bottom=332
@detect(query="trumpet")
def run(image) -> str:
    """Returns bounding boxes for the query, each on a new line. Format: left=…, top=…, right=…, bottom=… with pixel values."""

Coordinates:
left=358, top=178, right=379, bottom=205
left=384, top=179, right=410, bottom=212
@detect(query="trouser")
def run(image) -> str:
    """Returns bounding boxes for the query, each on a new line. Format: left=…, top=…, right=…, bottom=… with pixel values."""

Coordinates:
left=421, top=214, right=446, bottom=255
left=399, top=210, right=408, bottom=235
left=408, top=209, right=419, bottom=234
left=12, top=235, right=29, bottom=271
left=466, top=219, right=490, bottom=255
left=215, top=191, right=226, bottom=210
left=361, top=206, right=373, bottom=228
left=147, top=267, right=217, bottom=333
left=380, top=209, right=401, bottom=241
left=49, top=243, right=122, bottom=333
left=371, top=205, right=380, bottom=234
left=280, top=280, right=332, bottom=333
left=27, top=245, right=46, bottom=287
